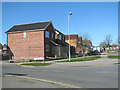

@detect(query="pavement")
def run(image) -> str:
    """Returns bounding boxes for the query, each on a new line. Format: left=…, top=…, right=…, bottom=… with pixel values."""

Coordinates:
left=1, top=54, right=118, bottom=68
left=0, top=55, right=101, bottom=64
left=43, top=54, right=118, bottom=68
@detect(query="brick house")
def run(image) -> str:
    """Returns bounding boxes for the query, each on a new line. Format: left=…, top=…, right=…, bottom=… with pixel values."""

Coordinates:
left=65, top=34, right=80, bottom=54
left=6, top=21, right=69, bottom=60
left=65, top=34, right=93, bottom=55
left=65, top=34, right=79, bottom=48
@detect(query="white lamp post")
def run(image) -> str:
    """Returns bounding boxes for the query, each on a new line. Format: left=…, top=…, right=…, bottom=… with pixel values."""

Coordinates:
left=68, top=12, right=72, bottom=61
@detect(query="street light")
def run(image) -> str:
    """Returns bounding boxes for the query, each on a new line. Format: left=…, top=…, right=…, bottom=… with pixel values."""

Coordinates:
left=68, top=12, right=72, bottom=61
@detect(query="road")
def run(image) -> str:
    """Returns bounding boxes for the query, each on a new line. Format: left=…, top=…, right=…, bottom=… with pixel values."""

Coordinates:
left=2, top=61, right=118, bottom=88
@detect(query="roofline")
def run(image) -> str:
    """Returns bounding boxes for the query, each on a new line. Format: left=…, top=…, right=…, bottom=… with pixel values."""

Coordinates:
left=44, top=22, right=51, bottom=30
left=6, top=21, right=52, bottom=33
left=14, top=20, right=52, bottom=26
left=6, top=29, right=45, bottom=34
left=55, top=29, right=64, bottom=35
left=50, top=40, right=59, bottom=46
left=65, top=34, right=78, bottom=36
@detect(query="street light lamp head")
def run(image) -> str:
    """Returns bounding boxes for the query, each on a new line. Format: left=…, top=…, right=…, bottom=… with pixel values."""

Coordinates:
left=70, top=12, right=72, bottom=15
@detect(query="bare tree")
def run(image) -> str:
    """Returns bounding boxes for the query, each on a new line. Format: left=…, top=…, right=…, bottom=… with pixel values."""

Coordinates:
left=79, top=32, right=92, bottom=47
left=104, top=34, right=112, bottom=49
left=79, top=32, right=91, bottom=41
left=118, top=36, right=120, bottom=46
left=100, top=42, right=107, bottom=48
left=78, top=33, right=92, bottom=57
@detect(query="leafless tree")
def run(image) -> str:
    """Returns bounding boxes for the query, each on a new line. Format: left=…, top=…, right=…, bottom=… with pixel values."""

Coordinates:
left=118, top=36, right=120, bottom=46
left=100, top=42, right=107, bottom=48
left=78, top=33, right=92, bottom=57
left=104, top=34, right=112, bottom=49
left=79, top=32, right=92, bottom=47
left=79, top=32, right=91, bottom=41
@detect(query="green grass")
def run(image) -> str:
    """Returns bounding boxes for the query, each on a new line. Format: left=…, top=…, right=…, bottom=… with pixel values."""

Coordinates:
left=57, top=56, right=100, bottom=62
left=108, top=55, right=120, bottom=59
left=20, top=63, right=51, bottom=66
left=107, top=50, right=113, bottom=53
left=29, top=57, right=67, bottom=62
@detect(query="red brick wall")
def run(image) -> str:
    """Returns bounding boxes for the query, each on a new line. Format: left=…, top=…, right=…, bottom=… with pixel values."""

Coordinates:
left=7, top=30, right=45, bottom=60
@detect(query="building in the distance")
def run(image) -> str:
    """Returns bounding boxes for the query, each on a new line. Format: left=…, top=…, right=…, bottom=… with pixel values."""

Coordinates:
left=65, top=34, right=92, bottom=54
left=65, top=34, right=79, bottom=48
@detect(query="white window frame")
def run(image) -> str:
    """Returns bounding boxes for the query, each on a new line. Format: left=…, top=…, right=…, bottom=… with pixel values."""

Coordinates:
left=45, top=31, right=49, bottom=38
left=59, top=34, right=62, bottom=40
left=23, top=32, right=26, bottom=38
left=46, top=45, right=50, bottom=51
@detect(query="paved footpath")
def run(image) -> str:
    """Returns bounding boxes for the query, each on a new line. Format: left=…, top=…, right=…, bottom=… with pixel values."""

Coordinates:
left=44, top=54, right=118, bottom=68
left=1, top=54, right=118, bottom=68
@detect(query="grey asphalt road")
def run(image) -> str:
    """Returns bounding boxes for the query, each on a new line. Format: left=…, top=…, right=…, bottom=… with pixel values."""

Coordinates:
left=2, top=76, right=64, bottom=88
left=2, top=62, right=118, bottom=88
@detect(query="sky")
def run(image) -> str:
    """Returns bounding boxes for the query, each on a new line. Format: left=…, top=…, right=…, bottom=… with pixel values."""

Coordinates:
left=2, top=2, right=118, bottom=46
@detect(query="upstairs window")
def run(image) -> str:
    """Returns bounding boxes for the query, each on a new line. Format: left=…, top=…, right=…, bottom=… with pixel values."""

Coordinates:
left=51, top=33, right=54, bottom=39
left=59, top=34, right=62, bottom=40
left=45, top=31, right=49, bottom=38
left=23, top=32, right=26, bottom=38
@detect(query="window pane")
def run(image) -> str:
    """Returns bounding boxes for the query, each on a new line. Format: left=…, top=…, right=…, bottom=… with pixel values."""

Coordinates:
left=45, top=31, right=49, bottom=38
left=59, top=34, right=61, bottom=40
left=23, top=32, right=26, bottom=38
left=52, top=33, right=53, bottom=38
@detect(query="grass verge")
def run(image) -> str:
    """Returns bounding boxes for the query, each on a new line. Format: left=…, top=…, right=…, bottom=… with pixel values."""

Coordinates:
left=28, top=57, right=67, bottom=62
left=107, top=50, right=113, bottom=53
left=20, top=63, right=51, bottom=66
left=108, top=55, right=120, bottom=59
left=57, top=56, right=100, bottom=62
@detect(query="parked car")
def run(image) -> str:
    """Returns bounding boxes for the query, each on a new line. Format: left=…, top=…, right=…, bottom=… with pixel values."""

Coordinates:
left=93, top=50, right=100, bottom=55
left=87, top=50, right=100, bottom=56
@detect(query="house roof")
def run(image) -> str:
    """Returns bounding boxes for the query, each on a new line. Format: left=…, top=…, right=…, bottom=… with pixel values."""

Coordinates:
left=65, top=34, right=78, bottom=40
left=55, top=29, right=64, bottom=35
left=6, top=21, right=52, bottom=33
left=111, top=44, right=118, bottom=47
left=50, top=39, right=69, bottom=46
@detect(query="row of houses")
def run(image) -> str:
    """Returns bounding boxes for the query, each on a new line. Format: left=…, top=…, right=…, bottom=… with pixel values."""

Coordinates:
left=3, top=21, right=92, bottom=60
left=65, top=34, right=92, bottom=54
left=91, top=44, right=119, bottom=52
left=0, top=43, right=13, bottom=60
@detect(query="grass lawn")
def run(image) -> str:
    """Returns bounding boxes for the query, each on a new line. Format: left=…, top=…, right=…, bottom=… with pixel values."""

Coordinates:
left=108, top=55, right=120, bottom=59
left=107, top=50, right=113, bottom=53
left=20, top=63, right=51, bottom=66
left=57, top=56, right=100, bottom=62
left=28, top=57, right=67, bottom=62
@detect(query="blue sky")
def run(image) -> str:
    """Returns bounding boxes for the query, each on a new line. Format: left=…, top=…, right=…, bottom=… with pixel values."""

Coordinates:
left=2, top=2, right=118, bottom=46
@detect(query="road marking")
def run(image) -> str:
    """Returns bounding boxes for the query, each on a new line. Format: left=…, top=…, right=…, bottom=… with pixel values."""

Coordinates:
left=4, top=75, right=81, bottom=88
